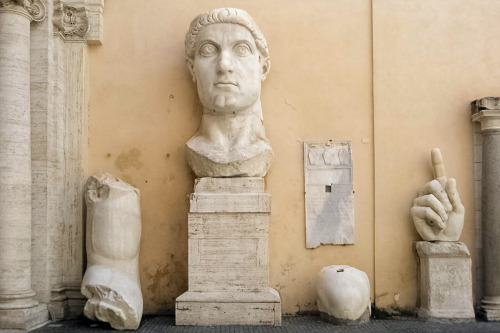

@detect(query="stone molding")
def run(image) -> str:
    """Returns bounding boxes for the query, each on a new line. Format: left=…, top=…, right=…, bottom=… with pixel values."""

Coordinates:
left=84, top=0, right=103, bottom=44
left=471, top=97, right=500, bottom=132
left=0, top=0, right=46, bottom=21
left=414, top=241, right=470, bottom=258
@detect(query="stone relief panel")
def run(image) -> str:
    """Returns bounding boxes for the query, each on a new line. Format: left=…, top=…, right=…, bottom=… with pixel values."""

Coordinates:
left=53, top=0, right=89, bottom=38
left=304, top=141, right=354, bottom=248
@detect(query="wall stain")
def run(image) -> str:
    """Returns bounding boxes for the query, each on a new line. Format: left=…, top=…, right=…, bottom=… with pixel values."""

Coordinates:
left=115, top=148, right=144, bottom=172
left=144, top=264, right=171, bottom=294
left=281, top=257, right=297, bottom=278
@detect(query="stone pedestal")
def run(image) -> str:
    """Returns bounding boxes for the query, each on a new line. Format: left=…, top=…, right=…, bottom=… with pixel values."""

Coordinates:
left=472, top=97, right=500, bottom=321
left=175, top=178, right=281, bottom=326
left=414, top=241, right=475, bottom=320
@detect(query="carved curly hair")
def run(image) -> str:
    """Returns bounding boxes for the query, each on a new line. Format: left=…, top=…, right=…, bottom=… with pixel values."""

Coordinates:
left=185, top=8, right=271, bottom=81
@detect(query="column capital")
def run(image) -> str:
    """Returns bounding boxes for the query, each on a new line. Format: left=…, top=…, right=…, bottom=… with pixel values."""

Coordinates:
left=53, top=1, right=89, bottom=41
left=471, top=97, right=500, bottom=132
left=0, top=0, right=46, bottom=21
left=53, top=0, right=103, bottom=44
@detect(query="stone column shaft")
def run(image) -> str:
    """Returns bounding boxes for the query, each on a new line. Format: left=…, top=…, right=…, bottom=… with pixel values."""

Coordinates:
left=471, top=97, right=500, bottom=321
left=0, top=1, right=49, bottom=329
left=482, top=132, right=500, bottom=299
left=0, top=5, right=37, bottom=311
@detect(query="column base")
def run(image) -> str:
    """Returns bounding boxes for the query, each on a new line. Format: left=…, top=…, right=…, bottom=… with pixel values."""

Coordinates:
left=65, top=286, right=86, bottom=318
left=480, top=297, right=500, bottom=321
left=48, top=285, right=86, bottom=321
left=0, top=304, right=49, bottom=330
left=175, top=287, right=281, bottom=326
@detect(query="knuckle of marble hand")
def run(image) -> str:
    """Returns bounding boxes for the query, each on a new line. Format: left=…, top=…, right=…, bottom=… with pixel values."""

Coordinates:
left=423, top=207, right=436, bottom=219
left=429, top=179, right=441, bottom=192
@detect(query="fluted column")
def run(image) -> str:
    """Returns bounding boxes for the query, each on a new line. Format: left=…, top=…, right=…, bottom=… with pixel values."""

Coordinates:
left=0, top=0, right=48, bottom=329
left=472, top=97, right=500, bottom=321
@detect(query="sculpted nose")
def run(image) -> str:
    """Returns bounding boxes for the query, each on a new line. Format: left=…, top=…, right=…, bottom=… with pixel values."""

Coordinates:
left=217, top=51, right=233, bottom=74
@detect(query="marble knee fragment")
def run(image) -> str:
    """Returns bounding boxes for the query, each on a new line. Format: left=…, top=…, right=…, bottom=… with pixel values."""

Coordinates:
left=317, top=265, right=370, bottom=325
left=81, top=173, right=143, bottom=330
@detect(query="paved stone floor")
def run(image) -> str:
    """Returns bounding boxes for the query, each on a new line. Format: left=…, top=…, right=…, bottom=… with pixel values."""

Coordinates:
left=32, top=315, right=500, bottom=333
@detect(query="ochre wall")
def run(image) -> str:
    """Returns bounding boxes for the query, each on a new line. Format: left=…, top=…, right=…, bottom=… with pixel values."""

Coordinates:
left=88, top=0, right=500, bottom=314
left=372, top=0, right=500, bottom=311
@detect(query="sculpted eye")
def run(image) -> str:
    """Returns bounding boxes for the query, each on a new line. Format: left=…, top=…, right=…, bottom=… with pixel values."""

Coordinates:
left=199, top=43, right=218, bottom=57
left=233, top=43, right=252, bottom=56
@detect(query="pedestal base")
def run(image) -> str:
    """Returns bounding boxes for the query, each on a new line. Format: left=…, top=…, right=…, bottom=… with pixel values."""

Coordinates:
left=0, top=304, right=49, bottom=330
left=414, top=241, right=475, bottom=321
left=176, top=178, right=281, bottom=326
left=176, top=288, right=281, bottom=326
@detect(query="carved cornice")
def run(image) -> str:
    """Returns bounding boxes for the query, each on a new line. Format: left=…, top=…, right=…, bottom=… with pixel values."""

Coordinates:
left=471, top=97, right=500, bottom=132
left=0, top=0, right=46, bottom=21
left=53, top=1, right=89, bottom=40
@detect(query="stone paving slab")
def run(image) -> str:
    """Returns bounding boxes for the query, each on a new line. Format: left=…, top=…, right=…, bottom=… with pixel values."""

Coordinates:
left=32, top=315, right=500, bottom=333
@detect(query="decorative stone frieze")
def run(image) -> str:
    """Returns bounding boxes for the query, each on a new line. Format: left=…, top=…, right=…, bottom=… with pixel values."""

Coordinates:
left=0, top=0, right=46, bottom=21
left=472, top=97, right=500, bottom=321
left=53, top=0, right=89, bottom=39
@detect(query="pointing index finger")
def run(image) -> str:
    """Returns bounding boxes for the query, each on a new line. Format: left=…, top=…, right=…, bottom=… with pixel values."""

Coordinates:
left=431, top=148, right=447, bottom=187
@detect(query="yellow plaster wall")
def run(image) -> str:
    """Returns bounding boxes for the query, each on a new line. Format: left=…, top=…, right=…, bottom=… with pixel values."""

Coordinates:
left=373, top=0, right=500, bottom=311
left=87, top=0, right=500, bottom=315
left=88, top=0, right=373, bottom=314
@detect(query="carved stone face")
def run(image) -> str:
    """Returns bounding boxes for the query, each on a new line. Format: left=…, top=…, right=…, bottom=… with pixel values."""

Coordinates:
left=192, top=23, right=264, bottom=113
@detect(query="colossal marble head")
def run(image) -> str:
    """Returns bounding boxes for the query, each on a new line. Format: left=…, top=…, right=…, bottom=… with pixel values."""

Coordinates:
left=185, top=8, right=273, bottom=178
left=185, top=8, right=270, bottom=114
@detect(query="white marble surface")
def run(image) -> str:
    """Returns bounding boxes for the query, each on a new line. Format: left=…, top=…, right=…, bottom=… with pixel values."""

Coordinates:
left=304, top=142, right=354, bottom=248
left=317, top=265, right=370, bottom=324
left=411, top=149, right=465, bottom=241
left=82, top=173, right=143, bottom=330
left=185, top=8, right=273, bottom=178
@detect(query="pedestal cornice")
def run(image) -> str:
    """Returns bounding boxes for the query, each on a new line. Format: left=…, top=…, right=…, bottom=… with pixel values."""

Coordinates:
left=471, top=97, right=500, bottom=132
left=0, top=0, right=46, bottom=21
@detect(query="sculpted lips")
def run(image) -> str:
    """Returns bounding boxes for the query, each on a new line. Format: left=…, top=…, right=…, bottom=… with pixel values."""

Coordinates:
left=215, top=81, right=237, bottom=87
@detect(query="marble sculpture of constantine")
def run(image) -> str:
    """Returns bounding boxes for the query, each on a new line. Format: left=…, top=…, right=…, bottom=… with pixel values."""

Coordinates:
left=185, top=8, right=273, bottom=177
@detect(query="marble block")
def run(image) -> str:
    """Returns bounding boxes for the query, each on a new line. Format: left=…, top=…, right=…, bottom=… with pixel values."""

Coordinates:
left=317, top=265, right=370, bottom=325
left=175, top=177, right=281, bottom=326
left=414, top=241, right=475, bottom=320
left=304, top=142, right=354, bottom=248
left=81, top=173, right=143, bottom=330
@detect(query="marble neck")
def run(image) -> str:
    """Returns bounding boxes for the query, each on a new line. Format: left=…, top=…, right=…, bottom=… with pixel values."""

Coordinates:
left=202, top=99, right=263, bottom=119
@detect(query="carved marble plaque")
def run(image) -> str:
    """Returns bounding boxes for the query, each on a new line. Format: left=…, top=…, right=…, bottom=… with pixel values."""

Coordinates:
left=304, top=141, right=354, bottom=248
